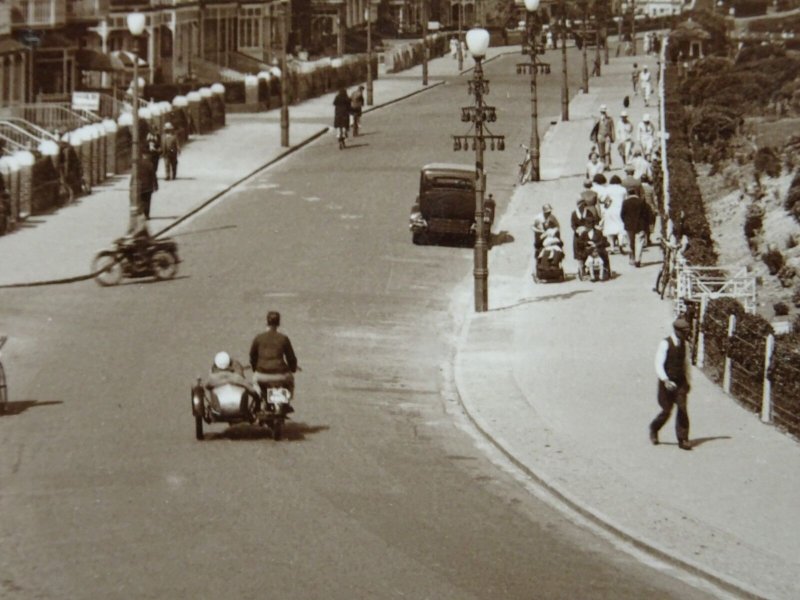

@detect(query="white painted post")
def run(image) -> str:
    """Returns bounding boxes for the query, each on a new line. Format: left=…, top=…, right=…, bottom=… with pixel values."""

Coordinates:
left=761, top=334, right=774, bottom=423
left=697, top=295, right=707, bottom=368
left=722, top=314, right=736, bottom=394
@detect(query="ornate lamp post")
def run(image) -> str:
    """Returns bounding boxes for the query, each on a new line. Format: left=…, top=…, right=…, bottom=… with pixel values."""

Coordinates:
left=516, top=0, right=547, bottom=182
left=126, top=11, right=145, bottom=232
left=452, top=28, right=505, bottom=312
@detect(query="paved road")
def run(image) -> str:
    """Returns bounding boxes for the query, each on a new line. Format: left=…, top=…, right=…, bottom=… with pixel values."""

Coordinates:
left=0, top=53, right=713, bottom=599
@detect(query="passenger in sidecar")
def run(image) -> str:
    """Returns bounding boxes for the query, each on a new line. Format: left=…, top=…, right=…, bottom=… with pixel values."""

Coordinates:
left=204, top=352, right=259, bottom=418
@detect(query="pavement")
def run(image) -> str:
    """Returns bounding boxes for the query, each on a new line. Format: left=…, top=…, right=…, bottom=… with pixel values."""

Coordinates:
left=0, top=48, right=509, bottom=288
left=453, top=55, right=800, bottom=599
left=3, top=43, right=799, bottom=600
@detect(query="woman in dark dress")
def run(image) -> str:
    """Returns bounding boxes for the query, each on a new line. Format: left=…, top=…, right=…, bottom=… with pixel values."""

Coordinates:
left=333, top=88, right=351, bottom=149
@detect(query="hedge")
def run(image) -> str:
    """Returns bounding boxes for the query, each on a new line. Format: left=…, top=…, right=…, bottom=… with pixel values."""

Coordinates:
left=664, top=64, right=718, bottom=266
left=701, top=297, right=800, bottom=438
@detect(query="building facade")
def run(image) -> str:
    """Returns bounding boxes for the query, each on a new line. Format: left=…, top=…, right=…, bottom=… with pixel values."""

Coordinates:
left=1, top=1, right=31, bottom=107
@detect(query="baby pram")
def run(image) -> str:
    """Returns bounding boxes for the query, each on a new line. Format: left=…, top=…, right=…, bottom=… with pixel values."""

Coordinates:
left=533, top=229, right=566, bottom=283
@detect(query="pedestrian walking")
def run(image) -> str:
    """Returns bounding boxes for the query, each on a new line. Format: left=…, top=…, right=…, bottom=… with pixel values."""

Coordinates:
left=349, top=85, right=365, bottom=136
left=333, top=88, right=351, bottom=149
left=590, top=105, right=615, bottom=168
left=616, top=110, right=634, bottom=165
left=621, top=162, right=643, bottom=199
left=146, top=126, right=162, bottom=179
left=641, top=173, right=658, bottom=245
left=450, top=37, right=459, bottom=59
left=580, top=178, right=601, bottom=224
left=620, top=191, right=650, bottom=266
left=133, top=149, right=158, bottom=219
left=161, top=123, right=180, bottom=180
left=639, top=66, right=653, bottom=107
left=650, top=318, right=693, bottom=451
left=637, top=113, right=657, bottom=161
left=601, top=174, right=626, bottom=253
left=586, top=150, right=605, bottom=181
left=631, top=62, right=640, bottom=95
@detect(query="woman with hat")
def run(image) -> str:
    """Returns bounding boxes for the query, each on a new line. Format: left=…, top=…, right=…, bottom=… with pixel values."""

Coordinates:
left=638, top=113, right=657, bottom=161
left=161, top=122, right=180, bottom=181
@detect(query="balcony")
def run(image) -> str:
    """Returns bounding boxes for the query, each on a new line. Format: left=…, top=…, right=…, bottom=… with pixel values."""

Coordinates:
left=1, top=4, right=11, bottom=35
left=10, top=0, right=68, bottom=28
left=67, top=0, right=109, bottom=21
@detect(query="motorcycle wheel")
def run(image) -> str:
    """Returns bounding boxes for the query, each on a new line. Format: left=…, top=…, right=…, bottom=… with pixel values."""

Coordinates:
left=195, top=415, right=204, bottom=440
left=92, top=252, right=123, bottom=286
left=152, top=250, right=178, bottom=281
left=272, top=417, right=283, bottom=441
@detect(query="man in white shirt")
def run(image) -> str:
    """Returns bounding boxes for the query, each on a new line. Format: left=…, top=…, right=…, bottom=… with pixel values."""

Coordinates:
left=650, top=318, right=693, bottom=450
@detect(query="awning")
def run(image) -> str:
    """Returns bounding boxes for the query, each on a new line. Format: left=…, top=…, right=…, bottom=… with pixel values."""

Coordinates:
left=76, top=49, right=119, bottom=72
left=0, top=38, right=27, bottom=55
left=110, top=50, right=149, bottom=70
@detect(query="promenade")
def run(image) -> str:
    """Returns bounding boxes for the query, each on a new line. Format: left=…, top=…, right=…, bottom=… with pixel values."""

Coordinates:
left=453, top=54, right=800, bottom=600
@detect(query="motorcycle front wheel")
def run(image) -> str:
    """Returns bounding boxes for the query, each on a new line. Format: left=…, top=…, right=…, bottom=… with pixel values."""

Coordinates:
left=92, top=252, right=123, bottom=286
left=152, top=250, right=178, bottom=281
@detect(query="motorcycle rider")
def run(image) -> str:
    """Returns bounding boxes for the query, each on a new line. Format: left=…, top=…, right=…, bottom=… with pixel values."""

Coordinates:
left=250, top=311, right=298, bottom=395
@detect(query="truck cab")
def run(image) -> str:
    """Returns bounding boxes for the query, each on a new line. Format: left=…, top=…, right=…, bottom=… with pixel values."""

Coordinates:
left=408, top=163, right=495, bottom=245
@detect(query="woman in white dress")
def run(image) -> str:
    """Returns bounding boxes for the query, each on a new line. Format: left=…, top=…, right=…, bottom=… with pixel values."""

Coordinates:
left=586, top=150, right=606, bottom=180
left=600, top=174, right=627, bottom=253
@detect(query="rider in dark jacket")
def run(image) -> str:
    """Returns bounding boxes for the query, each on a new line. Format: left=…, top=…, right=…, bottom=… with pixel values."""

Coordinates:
left=250, top=311, right=298, bottom=393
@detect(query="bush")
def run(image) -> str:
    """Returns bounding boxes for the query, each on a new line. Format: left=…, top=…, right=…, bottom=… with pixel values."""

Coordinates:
left=785, top=171, right=800, bottom=222
left=774, top=302, right=790, bottom=316
left=763, top=245, right=784, bottom=274
left=754, top=146, right=782, bottom=178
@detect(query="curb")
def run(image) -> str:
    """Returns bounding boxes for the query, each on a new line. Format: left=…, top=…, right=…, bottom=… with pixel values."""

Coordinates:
left=362, top=80, right=445, bottom=115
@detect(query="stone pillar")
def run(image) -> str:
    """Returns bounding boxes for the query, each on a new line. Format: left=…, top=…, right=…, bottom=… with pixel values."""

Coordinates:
left=81, top=134, right=93, bottom=189
left=16, top=154, right=34, bottom=219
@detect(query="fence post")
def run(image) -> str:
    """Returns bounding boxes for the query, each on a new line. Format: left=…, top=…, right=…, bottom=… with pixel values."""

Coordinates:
left=696, top=295, right=707, bottom=368
left=722, top=314, right=736, bottom=394
left=761, top=333, right=774, bottom=423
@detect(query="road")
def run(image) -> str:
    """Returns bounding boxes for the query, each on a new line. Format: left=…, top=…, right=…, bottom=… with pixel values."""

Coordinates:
left=0, top=52, right=714, bottom=599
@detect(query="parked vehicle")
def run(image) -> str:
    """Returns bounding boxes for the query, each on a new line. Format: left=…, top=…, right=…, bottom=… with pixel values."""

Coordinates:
left=409, top=163, right=495, bottom=245
left=91, top=237, right=180, bottom=286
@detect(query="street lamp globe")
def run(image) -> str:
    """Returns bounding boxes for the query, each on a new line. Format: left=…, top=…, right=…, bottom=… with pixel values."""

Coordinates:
left=466, top=28, right=490, bottom=59
left=524, top=0, right=540, bottom=12
left=126, top=12, right=145, bottom=36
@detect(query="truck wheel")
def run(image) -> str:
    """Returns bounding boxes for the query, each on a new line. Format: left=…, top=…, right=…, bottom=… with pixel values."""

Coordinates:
left=412, top=232, right=427, bottom=245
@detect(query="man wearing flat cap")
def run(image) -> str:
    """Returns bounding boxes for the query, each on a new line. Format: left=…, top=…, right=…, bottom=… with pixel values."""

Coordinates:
left=650, top=318, right=693, bottom=450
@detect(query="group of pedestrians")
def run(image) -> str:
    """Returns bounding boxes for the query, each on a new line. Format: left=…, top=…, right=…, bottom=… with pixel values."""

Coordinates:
left=133, top=121, right=182, bottom=220
left=333, top=85, right=365, bottom=149
left=589, top=104, right=657, bottom=170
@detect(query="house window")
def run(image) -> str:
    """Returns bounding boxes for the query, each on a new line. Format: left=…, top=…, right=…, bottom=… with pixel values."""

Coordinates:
left=239, top=8, right=262, bottom=48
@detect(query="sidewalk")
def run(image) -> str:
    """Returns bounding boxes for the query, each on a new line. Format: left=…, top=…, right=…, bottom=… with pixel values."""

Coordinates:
left=454, top=55, right=800, bottom=599
left=0, top=47, right=508, bottom=288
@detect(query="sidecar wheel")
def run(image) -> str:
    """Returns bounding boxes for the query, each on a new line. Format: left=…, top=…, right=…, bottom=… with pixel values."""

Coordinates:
left=152, top=250, right=178, bottom=280
left=195, top=415, right=204, bottom=440
left=92, top=252, right=123, bottom=286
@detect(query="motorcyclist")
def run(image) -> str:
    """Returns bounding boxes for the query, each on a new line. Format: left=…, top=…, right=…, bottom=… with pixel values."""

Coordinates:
left=205, top=351, right=260, bottom=416
left=249, top=311, right=298, bottom=395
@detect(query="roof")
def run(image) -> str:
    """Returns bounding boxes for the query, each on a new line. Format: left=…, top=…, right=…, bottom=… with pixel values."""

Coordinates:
left=672, top=19, right=711, bottom=41
left=0, top=38, right=26, bottom=55
left=422, top=162, right=475, bottom=174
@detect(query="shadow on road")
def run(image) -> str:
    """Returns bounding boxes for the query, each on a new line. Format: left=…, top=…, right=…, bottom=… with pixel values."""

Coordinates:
left=491, top=289, right=593, bottom=312
left=207, top=421, right=329, bottom=442
left=0, top=400, right=63, bottom=417
left=170, top=224, right=238, bottom=238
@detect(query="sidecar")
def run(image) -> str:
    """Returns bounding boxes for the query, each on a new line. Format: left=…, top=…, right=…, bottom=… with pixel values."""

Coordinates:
left=191, top=380, right=258, bottom=440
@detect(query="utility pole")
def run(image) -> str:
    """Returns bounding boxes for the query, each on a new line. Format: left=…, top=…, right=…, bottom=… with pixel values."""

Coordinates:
left=366, top=2, right=373, bottom=105
left=422, top=0, right=429, bottom=85
left=560, top=0, right=569, bottom=121
left=280, top=0, right=290, bottom=147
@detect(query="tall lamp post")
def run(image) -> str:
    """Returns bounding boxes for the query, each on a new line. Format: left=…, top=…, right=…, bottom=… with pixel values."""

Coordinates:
left=126, top=11, right=145, bottom=233
left=560, top=0, right=569, bottom=121
left=580, top=0, right=589, bottom=92
left=516, top=0, right=547, bottom=182
left=366, top=3, right=373, bottom=105
left=457, top=0, right=464, bottom=71
left=280, top=0, right=290, bottom=147
left=452, top=28, right=505, bottom=312
left=422, top=0, right=429, bottom=86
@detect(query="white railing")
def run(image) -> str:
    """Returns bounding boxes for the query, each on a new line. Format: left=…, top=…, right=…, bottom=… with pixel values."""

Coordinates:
left=11, top=0, right=67, bottom=27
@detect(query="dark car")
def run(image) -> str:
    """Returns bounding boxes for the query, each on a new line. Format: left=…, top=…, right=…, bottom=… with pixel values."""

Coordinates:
left=409, top=163, right=495, bottom=245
